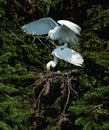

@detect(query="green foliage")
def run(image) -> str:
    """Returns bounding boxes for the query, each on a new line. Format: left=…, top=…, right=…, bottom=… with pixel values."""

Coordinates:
left=82, top=3, right=109, bottom=66
left=69, top=86, right=109, bottom=130
left=0, top=85, right=34, bottom=129
left=0, top=0, right=109, bottom=129
left=84, top=5, right=109, bottom=30
left=0, top=2, right=37, bottom=129
left=68, top=3, right=109, bottom=129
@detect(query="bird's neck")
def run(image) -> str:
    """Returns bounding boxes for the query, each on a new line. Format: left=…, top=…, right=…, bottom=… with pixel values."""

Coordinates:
left=50, top=26, right=61, bottom=40
left=46, top=56, right=58, bottom=70
left=53, top=56, right=58, bottom=66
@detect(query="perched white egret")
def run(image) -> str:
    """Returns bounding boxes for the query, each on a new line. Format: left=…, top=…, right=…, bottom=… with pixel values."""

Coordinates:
left=22, top=17, right=81, bottom=48
left=22, top=17, right=83, bottom=70
left=46, top=44, right=84, bottom=70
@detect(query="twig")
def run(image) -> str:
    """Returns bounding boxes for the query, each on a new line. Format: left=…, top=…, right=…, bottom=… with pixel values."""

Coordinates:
left=7, top=29, right=24, bottom=43
left=62, top=83, right=70, bottom=115
left=69, top=83, right=79, bottom=100
left=37, top=37, right=48, bottom=47
left=33, top=87, right=45, bottom=110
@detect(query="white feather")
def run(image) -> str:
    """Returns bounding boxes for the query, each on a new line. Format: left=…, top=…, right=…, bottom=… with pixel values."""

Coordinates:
left=51, top=46, right=84, bottom=67
left=22, top=17, right=81, bottom=47
left=57, top=20, right=81, bottom=35
left=22, top=17, right=83, bottom=70
left=22, top=17, right=59, bottom=35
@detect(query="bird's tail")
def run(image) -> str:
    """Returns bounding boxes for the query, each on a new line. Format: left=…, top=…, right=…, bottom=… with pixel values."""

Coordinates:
left=72, top=53, right=84, bottom=67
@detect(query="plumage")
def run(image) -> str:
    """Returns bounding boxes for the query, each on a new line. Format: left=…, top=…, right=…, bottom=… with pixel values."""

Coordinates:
left=22, top=17, right=59, bottom=35
left=57, top=20, right=81, bottom=35
left=52, top=46, right=83, bottom=66
left=46, top=44, right=84, bottom=70
left=22, top=17, right=83, bottom=70
left=22, top=17, right=81, bottom=47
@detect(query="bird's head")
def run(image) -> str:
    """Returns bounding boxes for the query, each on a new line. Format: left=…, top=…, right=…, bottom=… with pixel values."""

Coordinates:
left=48, top=30, right=54, bottom=39
left=46, top=55, right=58, bottom=70
left=46, top=61, right=55, bottom=70
left=47, top=29, right=58, bottom=41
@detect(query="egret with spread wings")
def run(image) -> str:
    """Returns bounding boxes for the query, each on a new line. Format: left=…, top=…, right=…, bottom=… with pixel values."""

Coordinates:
left=22, top=17, right=83, bottom=70
left=46, top=44, right=84, bottom=70
left=22, top=17, right=81, bottom=48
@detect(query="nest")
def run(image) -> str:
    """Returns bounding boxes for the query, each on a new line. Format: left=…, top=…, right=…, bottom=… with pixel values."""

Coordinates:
left=29, top=69, right=83, bottom=130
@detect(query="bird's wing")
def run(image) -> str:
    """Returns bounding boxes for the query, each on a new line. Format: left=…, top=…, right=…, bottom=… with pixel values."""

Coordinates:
left=51, top=46, right=84, bottom=66
left=57, top=20, right=81, bottom=35
left=22, top=17, right=59, bottom=35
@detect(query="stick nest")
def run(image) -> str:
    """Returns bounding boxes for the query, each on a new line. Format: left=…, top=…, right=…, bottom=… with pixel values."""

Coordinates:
left=29, top=69, right=83, bottom=130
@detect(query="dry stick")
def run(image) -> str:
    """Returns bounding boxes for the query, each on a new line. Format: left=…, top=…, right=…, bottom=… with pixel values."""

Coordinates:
left=33, top=87, right=45, bottom=110
left=59, top=75, right=71, bottom=120
left=62, top=83, right=71, bottom=116
left=8, top=29, right=24, bottom=43
left=57, top=80, right=71, bottom=126
left=61, top=75, right=79, bottom=117
left=58, top=74, right=79, bottom=125
left=68, top=77, right=79, bottom=100
left=32, top=36, right=37, bottom=43
left=37, top=36, right=48, bottom=47
left=69, top=84, right=79, bottom=100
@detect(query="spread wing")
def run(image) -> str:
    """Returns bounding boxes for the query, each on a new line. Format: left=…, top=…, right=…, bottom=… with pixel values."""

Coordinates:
left=22, top=17, right=59, bottom=35
left=57, top=25, right=80, bottom=47
left=51, top=46, right=84, bottom=66
left=57, top=20, right=81, bottom=47
left=57, top=20, right=81, bottom=35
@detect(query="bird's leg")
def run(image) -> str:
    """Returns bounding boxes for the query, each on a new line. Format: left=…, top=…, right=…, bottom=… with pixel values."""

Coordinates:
left=59, top=43, right=68, bottom=50
left=56, top=42, right=68, bottom=48
left=63, top=43, right=68, bottom=48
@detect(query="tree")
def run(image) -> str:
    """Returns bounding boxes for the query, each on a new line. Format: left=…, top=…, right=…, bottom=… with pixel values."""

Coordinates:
left=0, top=0, right=109, bottom=129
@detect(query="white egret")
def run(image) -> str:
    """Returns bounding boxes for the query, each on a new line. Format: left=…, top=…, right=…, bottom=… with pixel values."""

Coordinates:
left=22, top=17, right=83, bottom=70
left=22, top=17, right=81, bottom=48
left=46, top=44, right=84, bottom=70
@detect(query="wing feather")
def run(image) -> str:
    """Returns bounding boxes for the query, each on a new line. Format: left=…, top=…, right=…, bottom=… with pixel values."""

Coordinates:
left=57, top=20, right=81, bottom=35
left=22, top=17, right=58, bottom=35
left=57, top=25, right=80, bottom=47
left=51, top=46, right=84, bottom=66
